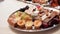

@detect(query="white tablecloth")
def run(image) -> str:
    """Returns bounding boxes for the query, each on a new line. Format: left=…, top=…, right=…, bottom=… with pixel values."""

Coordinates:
left=0, top=0, right=60, bottom=34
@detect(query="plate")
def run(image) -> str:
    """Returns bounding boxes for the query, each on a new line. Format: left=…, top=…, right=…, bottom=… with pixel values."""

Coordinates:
left=7, top=5, right=60, bottom=32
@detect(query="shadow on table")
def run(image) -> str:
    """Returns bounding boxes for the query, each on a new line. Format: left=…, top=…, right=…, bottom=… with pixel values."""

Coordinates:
left=9, top=25, right=60, bottom=34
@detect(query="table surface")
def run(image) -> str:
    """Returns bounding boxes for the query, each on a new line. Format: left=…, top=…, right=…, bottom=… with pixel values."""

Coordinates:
left=0, top=0, right=60, bottom=34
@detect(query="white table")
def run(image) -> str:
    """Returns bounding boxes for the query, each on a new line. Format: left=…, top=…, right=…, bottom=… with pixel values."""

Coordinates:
left=0, top=0, right=60, bottom=34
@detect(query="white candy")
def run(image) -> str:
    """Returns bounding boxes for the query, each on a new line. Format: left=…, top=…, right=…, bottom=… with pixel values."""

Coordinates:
left=31, top=11, right=39, bottom=16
